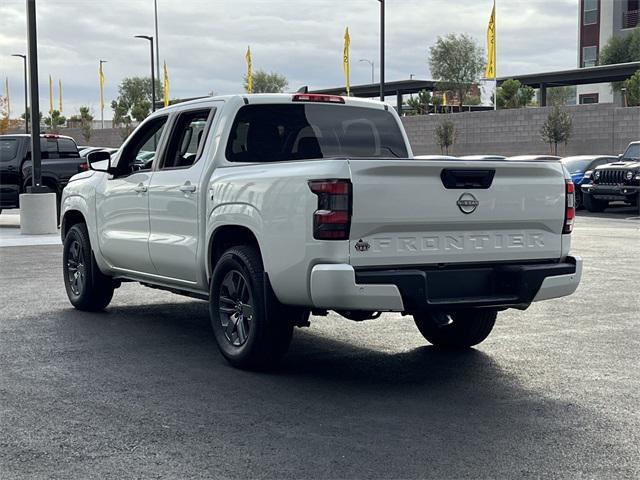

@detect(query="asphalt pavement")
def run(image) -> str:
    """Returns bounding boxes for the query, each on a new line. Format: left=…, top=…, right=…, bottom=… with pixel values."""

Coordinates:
left=0, top=207, right=639, bottom=479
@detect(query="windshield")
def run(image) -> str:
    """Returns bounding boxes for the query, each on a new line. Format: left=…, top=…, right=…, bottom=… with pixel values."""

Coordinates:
left=562, top=158, right=593, bottom=173
left=226, top=104, right=408, bottom=162
left=621, top=144, right=640, bottom=161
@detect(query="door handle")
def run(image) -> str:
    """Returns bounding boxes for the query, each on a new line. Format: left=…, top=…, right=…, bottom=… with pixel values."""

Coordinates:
left=134, top=183, right=147, bottom=193
left=180, top=183, right=196, bottom=193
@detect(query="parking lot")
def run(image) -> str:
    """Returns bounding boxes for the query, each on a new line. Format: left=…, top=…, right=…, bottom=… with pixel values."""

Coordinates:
left=0, top=208, right=639, bottom=479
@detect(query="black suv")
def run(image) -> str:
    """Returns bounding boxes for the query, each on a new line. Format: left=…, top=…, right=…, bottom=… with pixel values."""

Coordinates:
left=0, top=134, right=86, bottom=215
left=581, top=141, right=640, bottom=213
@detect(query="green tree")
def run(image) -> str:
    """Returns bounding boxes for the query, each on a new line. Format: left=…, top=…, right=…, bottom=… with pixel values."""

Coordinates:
left=623, top=69, right=640, bottom=107
left=546, top=86, right=574, bottom=107
left=428, top=33, right=485, bottom=110
left=434, top=119, right=457, bottom=155
left=599, top=28, right=640, bottom=66
left=541, top=106, right=573, bottom=155
left=405, top=90, right=432, bottom=115
left=111, top=76, right=161, bottom=124
left=244, top=70, right=288, bottom=93
left=598, top=28, right=640, bottom=92
left=44, top=110, right=66, bottom=133
left=494, top=79, right=535, bottom=109
left=69, top=106, right=94, bottom=143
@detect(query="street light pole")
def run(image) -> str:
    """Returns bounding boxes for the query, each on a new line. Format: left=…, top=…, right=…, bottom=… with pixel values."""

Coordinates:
left=153, top=0, right=160, bottom=83
left=135, top=35, right=155, bottom=112
left=26, top=0, right=43, bottom=191
left=378, top=0, right=385, bottom=102
left=11, top=54, right=28, bottom=134
left=359, top=59, right=374, bottom=84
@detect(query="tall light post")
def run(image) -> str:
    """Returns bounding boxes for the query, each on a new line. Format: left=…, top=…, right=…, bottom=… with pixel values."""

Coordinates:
left=153, top=0, right=160, bottom=83
left=359, top=59, right=374, bottom=84
left=11, top=54, right=28, bottom=134
left=378, top=0, right=385, bottom=102
left=134, top=35, right=156, bottom=112
left=99, top=59, right=107, bottom=129
left=26, top=0, right=43, bottom=191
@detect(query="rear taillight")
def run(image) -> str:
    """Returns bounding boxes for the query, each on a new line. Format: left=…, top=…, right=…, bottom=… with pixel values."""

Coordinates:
left=563, top=180, right=575, bottom=234
left=308, top=179, right=352, bottom=240
left=78, top=162, right=88, bottom=172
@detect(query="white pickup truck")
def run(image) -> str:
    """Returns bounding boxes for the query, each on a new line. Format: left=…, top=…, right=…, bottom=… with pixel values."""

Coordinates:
left=61, top=93, right=582, bottom=369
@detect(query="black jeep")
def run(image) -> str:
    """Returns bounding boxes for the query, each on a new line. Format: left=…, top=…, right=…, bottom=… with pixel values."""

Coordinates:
left=581, top=141, right=640, bottom=213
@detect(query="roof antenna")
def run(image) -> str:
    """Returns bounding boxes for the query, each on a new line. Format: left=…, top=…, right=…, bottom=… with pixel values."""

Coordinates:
left=297, top=86, right=309, bottom=93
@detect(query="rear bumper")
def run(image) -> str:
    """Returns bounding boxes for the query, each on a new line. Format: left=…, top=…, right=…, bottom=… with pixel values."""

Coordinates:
left=309, top=256, right=582, bottom=312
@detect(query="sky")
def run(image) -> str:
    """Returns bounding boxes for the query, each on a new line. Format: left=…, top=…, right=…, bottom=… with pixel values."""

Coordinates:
left=0, top=0, right=579, bottom=120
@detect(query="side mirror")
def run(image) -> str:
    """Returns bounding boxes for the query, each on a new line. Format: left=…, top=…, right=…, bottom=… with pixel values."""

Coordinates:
left=86, top=150, right=113, bottom=173
left=618, top=154, right=623, bottom=159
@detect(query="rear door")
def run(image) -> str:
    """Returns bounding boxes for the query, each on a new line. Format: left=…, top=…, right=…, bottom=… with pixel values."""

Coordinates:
left=148, top=107, right=215, bottom=282
left=348, top=159, right=566, bottom=267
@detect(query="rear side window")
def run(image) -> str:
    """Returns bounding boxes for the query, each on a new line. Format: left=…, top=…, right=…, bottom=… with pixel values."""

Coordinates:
left=57, top=138, right=79, bottom=158
left=0, top=139, right=18, bottom=162
left=226, top=104, right=408, bottom=162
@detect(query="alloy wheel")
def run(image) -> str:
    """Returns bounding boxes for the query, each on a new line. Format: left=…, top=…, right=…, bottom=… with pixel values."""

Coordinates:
left=218, top=270, right=254, bottom=347
left=66, top=239, right=86, bottom=296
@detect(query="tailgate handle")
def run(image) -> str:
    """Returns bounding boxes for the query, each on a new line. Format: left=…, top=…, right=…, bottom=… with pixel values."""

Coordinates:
left=440, top=169, right=495, bottom=189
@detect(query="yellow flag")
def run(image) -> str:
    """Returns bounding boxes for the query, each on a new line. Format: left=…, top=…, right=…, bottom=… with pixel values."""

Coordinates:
left=485, top=0, right=496, bottom=79
left=49, top=75, right=53, bottom=114
left=343, top=27, right=351, bottom=96
left=99, top=63, right=105, bottom=111
left=59, top=79, right=63, bottom=113
left=442, top=92, right=447, bottom=107
left=163, top=61, right=170, bottom=107
left=4, top=77, right=9, bottom=118
left=245, top=46, right=253, bottom=94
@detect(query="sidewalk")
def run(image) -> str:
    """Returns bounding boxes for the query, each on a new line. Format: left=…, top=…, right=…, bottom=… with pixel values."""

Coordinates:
left=0, top=210, right=61, bottom=248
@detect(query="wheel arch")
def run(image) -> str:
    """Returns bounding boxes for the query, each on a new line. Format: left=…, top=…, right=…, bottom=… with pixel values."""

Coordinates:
left=207, top=224, right=264, bottom=282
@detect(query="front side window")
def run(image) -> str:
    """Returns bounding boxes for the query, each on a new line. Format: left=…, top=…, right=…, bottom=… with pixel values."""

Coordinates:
left=161, top=109, right=212, bottom=169
left=622, top=144, right=640, bottom=161
left=582, top=46, right=598, bottom=67
left=115, top=116, right=168, bottom=176
left=226, top=104, right=408, bottom=163
left=583, top=0, right=598, bottom=25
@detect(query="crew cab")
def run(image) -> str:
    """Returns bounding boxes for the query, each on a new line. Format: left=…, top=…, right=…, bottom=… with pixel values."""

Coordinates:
left=0, top=134, right=85, bottom=215
left=581, top=141, right=640, bottom=212
left=60, top=94, right=582, bottom=369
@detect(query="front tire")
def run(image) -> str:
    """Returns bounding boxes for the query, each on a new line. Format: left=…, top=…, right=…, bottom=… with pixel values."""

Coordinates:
left=583, top=192, right=607, bottom=212
left=209, top=245, right=293, bottom=370
left=413, top=310, right=497, bottom=348
left=63, top=223, right=114, bottom=311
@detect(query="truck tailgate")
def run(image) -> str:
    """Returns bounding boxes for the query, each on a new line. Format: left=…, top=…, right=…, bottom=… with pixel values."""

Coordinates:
left=347, top=159, right=566, bottom=267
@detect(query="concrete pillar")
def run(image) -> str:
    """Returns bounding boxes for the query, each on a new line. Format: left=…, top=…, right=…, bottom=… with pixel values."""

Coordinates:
left=540, top=83, right=547, bottom=107
left=19, top=193, right=58, bottom=235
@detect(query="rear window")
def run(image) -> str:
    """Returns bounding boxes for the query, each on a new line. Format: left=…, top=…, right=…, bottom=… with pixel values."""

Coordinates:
left=226, top=104, right=408, bottom=162
left=25, top=137, right=80, bottom=159
left=0, top=139, right=18, bottom=162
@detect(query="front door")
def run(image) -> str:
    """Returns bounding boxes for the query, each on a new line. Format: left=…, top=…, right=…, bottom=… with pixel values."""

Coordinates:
left=148, top=108, right=215, bottom=282
left=96, top=116, right=168, bottom=274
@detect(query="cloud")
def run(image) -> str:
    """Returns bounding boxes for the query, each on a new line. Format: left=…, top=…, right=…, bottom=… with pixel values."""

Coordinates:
left=0, top=0, right=578, bottom=119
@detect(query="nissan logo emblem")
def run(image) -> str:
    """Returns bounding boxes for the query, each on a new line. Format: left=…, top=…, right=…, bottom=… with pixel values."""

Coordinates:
left=457, top=193, right=479, bottom=214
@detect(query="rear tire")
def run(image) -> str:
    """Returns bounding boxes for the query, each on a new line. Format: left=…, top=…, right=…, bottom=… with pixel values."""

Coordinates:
left=413, top=310, right=497, bottom=348
left=583, top=193, right=607, bottom=212
left=62, top=223, right=114, bottom=311
left=209, top=245, right=293, bottom=370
